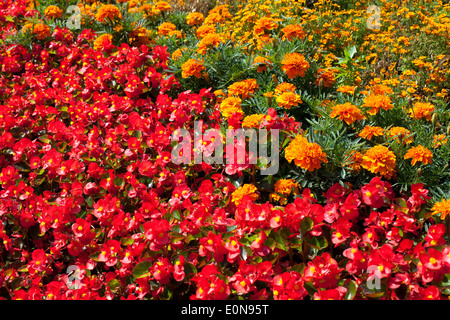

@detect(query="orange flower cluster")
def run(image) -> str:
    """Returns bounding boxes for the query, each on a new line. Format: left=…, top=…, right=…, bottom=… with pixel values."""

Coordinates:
left=285, top=135, right=328, bottom=172
left=361, top=94, right=393, bottom=115
left=95, top=4, right=122, bottom=23
left=219, top=97, right=244, bottom=119
left=186, top=12, right=204, bottom=26
left=431, top=199, right=450, bottom=220
left=281, top=53, right=310, bottom=79
left=330, top=103, right=365, bottom=125
left=31, top=23, right=51, bottom=40
left=358, top=125, right=384, bottom=140
left=227, top=79, right=259, bottom=99
left=181, top=59, right=205, bottom=79
left=404, top=145, right=433, bottom=166
left=197, top=33, right=224, bottom=55
left=361, top=145, right=397, bottom=178
left=270, top=179, right=300, bottom=204
left=315, top=68, right=336, bottom=88
left=281, top=24, right=306, bottom=41
left=253, top=17, right=278, bottom=36
left=409, top=102, right=435, bottom=120
left=276, top=91, right=302, bottom=109
left=93, top=34, right=113, bottom=51
left=387, top=127, right=413, bottom=144
left=44, top=5, right=63, bottom=19
left=242, top=114, right=266, bottom=128
left=231, top=184, right=259, bottom=205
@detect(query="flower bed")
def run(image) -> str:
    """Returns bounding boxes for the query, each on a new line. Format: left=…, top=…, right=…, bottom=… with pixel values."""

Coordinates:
left=0, top=0, right=450, bottom=300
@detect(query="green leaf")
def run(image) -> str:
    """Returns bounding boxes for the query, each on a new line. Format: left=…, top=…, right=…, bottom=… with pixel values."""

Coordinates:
left=300, top=217, right=314, bottom=233
left=114, top=176, right=125, bottom=187
left=108, top=279, right=121, bottom=292
left=305, top=234, right=328, bottom=250
left=132, top=261, right=152, bottom=279
left=345, top=280, right=358, bottom=300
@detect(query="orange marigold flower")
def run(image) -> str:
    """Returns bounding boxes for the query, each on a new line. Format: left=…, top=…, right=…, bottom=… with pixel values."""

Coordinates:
left=232, top=184, right=259, bottom=205
left=227, top=79, right=259, bottom=100
left=409, top=102, right=435, bottom=120
left=158, top=22, right=177, bottom=36
left=345, top=150, right=363, bottom=172
left=242, top=114, right=266, bottom=128
left=31, top=23, right=51, bottom=40
left=404, top=145, right=433, bottom=166
left=276, top=91, right=302, bottom=109
left=154, top=1, right=171, bottom=12
left=358, top=125, right=384, bottom=140
left=44, top=5, right=63, bottom=18
left=387, top=126, right=413, bottom=144
left=361, top=145, right=396, bottom=178
left=181, top=59, right=205, bottom=79
left=432, top=134, right=448, bottom=148
left=285, top=135, right=328, bottom=172
left=281, top=24, right=306, bottom=41
left=337, top=85, right=357, bottom=95
left=95, top=4, right=122, bottom=22
left=315, top=68, right=336, bottom=88
left=219, top=97, right=244, bottom=119
left=204, top=12, right=224, bottom=25
left=93, top=33, right=113, bottom=51
left=270, top=179, right=300, bottom=204
left=281, top=53, right=310, bottom=79
left=253, top=56, right=272, bottom=73
left=330, top=103, right=365, bottom=125
left=196, top=24, right=216, bottom=38
left=186, top=12, right=204, bottom=26
left=274, top=82, right=296, bottom=95
left=253, top=17, right=278, bottom=35
left=197, top=33, right=224, bottom=55
left=372, top=84, right=393, bottom=95
left=431, top=199, right=450, bottom=220
left=361, top=94, right=393, bottom=115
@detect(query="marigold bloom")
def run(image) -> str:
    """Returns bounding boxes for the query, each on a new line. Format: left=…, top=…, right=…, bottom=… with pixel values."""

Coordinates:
left=404, top=145, right=433, bottom=166
left=361, top=94, right=393, bottom=115
left=242, top=114, right=266, bottom=128
left=358, top=125, right=384, bottom=140
left=409, top=102, right=435, bottom=120
left=337, top=85, right=357, bottom=95
left=345, top=150, right=363, bottom=172
left=158, top=22, right=177, bottom=36
left=186, top=12, right=204, bottom=26
left=31, top=23, right=51, bottom=40
left=315, top=68, right=336, bottom=88
left=227, top=79, right=259, bottom=99
left=432, top=134, right=448, bottom=148
left=387, top=126, right=413, bottom=144
left=275, top=82, right=296, bottom=95
left=330, top=103, right=365, bottom=125
left=281, top=53, right=310, bottom=79
left=253, top=56, right=272, bottom=73
left=219, top=97, right=244, bottom=119
left=196, top=24, right=216, bottom=38
left=285, top=135, right=328, bottom=172
left=253, top=17, right=278, bottom=35
left=276, top=91, right=302, bottom=109
left=95, top=4, right=122, bottom=22
left=94, top=33, right=113, bottom=51
left=181, top=59, right=205, bottom=79
left=270, top=179, right=300, bottom=204
left=361, top=145, right=396, bottom=178
left=232, top=184, right=259, bottom=205
left=431, top=199, right=450, bottom=220
left=197, top=33, right=224, bottom=55
left=154, top=1, right=171, bottom=12
left=44, top=5, right=63, bottom=18
left=372, top=84, right=393, bottom=95
left=281, top=24, right=306, bottom=41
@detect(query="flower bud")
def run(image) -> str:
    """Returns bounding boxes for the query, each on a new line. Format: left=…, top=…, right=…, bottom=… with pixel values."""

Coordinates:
left=432, top=113, right=438, bottom=126
left=272, top=74, right=278, bottom=86
left=417, top=168, right=422, bottom=176
left=447, top=125, right=450, bottom=136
